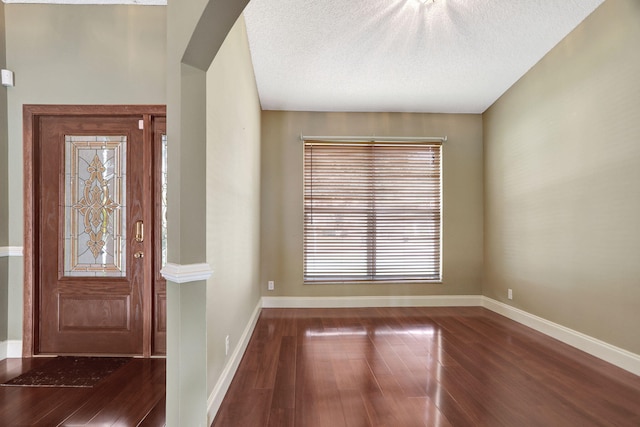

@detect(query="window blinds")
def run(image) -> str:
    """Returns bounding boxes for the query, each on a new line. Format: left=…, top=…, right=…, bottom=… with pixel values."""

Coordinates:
left=303, top=141, right=442, bottom=283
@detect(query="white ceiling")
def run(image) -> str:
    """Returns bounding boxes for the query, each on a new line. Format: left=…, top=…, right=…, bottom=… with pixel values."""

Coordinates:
left=1, top=0, right=164, bottom=4
left=243, top=0, right=605, bottom=113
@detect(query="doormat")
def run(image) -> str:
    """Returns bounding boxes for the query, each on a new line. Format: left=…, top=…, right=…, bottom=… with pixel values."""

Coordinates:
left=1, top=356, right=132, bottom=388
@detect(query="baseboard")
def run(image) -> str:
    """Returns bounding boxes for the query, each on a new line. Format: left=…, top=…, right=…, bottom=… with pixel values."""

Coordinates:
left=206, top=299, right=262, bottom=426
left=481, top=297, right=640, bottom=377
left=0, top=340, right=23, bottom=360
left=262, top=295, right=482, bottom=308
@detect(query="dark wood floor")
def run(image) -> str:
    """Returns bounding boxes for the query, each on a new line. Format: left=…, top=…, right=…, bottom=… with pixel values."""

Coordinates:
left=0, top=357, right=165, bottom=426
left=213, top=307, right=640, bottom=427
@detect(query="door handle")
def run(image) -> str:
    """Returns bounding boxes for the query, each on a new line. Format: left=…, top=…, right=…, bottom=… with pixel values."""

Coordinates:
left=134, top=251, right=144, bottom=259
left=135, top=220, right=144, bottom=243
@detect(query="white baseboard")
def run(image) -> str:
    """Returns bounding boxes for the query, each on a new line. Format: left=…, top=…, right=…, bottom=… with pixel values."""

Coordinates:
left=0, top=340, right=23, bottom=360
left=262, top=295, right=482, bottom=308
left=481, top=297, right=640, bottom=377
left=8, top=341, right=22, bottom=358
left=206, top=299, right=262, bottom=426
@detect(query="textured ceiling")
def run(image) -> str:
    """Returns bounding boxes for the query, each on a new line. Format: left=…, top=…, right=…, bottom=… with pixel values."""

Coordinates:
left=244, top=0, right=605, bottom=113
left=1, top=0, right=164, bottom=4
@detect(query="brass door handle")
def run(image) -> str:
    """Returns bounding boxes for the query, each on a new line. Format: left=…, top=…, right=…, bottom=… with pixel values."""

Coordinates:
left=135, top=220, right=144, bottom=243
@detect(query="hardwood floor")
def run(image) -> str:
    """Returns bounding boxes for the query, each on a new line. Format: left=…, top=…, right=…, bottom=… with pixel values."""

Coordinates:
left=213, top=307, right=640, bottom=427
left=0, top=357, right=165, bottom=426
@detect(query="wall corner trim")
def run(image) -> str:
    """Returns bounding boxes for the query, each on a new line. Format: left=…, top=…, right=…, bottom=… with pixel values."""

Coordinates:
left=207, top=298, right=262, bottom=425
left=0, top=246, right=24, bottom=257
left=481, top=296, right=640, bottom=377
left=160, top=262, right=213, bottom=284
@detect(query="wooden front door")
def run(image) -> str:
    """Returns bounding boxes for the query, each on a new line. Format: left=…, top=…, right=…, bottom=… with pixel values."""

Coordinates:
left=24, top=105, right=166, bottom=357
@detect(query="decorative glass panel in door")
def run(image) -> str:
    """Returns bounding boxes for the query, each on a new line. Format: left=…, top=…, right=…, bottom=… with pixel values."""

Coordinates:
left=64, top=135, right=127, bottom=277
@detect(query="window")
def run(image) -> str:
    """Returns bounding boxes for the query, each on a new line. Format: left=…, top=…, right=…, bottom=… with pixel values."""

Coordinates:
left=303, top=140, right=442, bottom=283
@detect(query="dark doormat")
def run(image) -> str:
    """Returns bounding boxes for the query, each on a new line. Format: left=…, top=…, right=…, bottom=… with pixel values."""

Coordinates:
left=1, top=356, right=132, bottom=388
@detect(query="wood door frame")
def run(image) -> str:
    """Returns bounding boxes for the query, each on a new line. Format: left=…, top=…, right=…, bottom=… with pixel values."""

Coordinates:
left=23, top=104, right=166, bottom=358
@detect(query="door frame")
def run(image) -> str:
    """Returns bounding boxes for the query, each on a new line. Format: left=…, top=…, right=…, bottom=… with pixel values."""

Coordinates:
left=23, top=104, right=166, bottom=357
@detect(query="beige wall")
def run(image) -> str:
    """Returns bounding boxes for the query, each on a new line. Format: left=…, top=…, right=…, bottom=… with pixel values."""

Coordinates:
left=206, top=14, right=262, bottom=396
left=3, top=4, right=166, bottom=340
left=5, top=4, right=166, bottom=240
left=0, top=1, right=6, bottom=246
left=483, top=0, right=640, bottom=354
left=0, top=0, right=6, bottom=245
left=0, top=1, right=8, bottom=341
left=261, top=111, right=483, bottom=297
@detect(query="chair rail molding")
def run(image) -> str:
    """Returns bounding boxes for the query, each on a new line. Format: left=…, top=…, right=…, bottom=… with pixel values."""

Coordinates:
left=160, top=262, right=213, bottom=283
left=0, top=247, right=24, bottom=257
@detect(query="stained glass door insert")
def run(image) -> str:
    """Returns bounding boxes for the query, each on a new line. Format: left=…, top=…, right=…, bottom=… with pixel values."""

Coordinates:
left=64, top=135, right=127, bottom=277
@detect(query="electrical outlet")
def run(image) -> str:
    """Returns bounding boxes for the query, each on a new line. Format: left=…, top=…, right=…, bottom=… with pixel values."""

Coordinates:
left=508, top=289, right=513, bottom=300
left=225, top=335, right=230, bottom=356
left=268, top=280, right=274, bottom=291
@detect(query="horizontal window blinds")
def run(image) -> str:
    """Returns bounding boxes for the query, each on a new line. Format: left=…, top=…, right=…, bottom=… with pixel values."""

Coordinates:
left=303, top=141, right=442, bottom=283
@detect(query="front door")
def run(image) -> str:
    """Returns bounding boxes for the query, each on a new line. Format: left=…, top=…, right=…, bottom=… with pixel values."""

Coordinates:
left=24, top=105, right=166, bottom=356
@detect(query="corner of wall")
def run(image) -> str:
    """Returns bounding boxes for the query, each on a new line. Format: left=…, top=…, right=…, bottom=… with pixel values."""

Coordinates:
left=0, top=1, right=10, bottom=345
